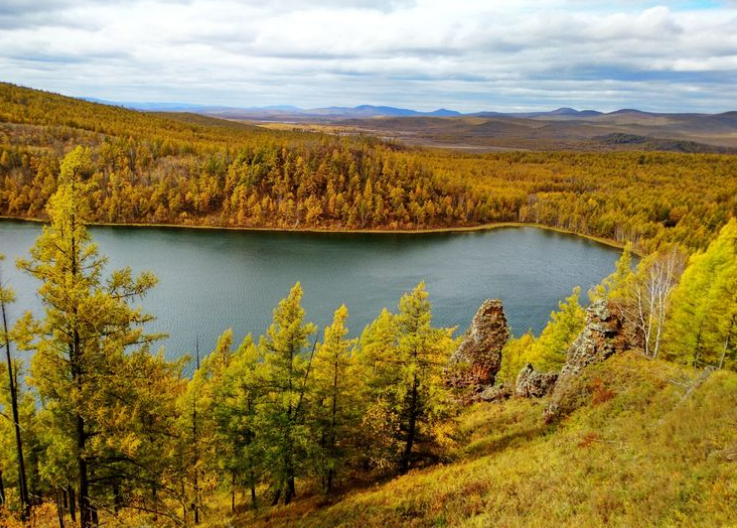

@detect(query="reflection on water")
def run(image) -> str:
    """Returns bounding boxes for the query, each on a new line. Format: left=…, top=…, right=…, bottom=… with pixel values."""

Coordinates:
left=0, top=221, right=620, bottom=362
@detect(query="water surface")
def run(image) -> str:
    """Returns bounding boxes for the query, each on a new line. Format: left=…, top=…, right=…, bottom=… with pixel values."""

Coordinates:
left=0, top=221, right=620, bottom=361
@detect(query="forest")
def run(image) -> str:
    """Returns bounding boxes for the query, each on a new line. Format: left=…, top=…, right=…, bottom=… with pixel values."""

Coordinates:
left=2, top=83, right=737, bottom=254
left=1, top=84, right=737, bottom=527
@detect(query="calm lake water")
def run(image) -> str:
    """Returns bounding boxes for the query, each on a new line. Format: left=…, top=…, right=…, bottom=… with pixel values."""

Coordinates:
left=0, top=221, right=620, bottom=363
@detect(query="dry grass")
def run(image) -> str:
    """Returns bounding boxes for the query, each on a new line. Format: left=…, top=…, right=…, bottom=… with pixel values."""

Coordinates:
left=223, top=353, right=737, bottom=528
left=7, top=353, right=735, bottom=527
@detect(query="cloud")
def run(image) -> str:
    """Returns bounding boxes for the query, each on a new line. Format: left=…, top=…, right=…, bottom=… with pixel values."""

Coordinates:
left=0, top=0, right=736, bottom=111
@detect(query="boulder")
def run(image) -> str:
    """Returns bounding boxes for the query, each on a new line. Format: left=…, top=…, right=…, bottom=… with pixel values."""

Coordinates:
left=478, top=384, right=512, bottom=403
left=445, top=299, right=510, bottom=390
left=544, top=299, right=626, bottom=422
left=515, top=364, right=558, bottom=398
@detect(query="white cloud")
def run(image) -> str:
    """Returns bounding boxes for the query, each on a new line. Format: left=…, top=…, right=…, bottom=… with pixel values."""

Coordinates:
left=0, top=0, right=736, bottom=111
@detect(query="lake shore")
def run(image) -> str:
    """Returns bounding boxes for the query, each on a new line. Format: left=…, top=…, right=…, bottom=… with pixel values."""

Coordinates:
left=0, top=215, right=629, bottom=253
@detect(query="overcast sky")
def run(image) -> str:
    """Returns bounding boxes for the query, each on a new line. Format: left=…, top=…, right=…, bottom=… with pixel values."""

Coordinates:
left=1, top=0, right=736, bottom=112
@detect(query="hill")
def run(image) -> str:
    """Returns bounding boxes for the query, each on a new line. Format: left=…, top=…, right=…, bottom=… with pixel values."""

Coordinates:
left=2, top=82, right=737, bottom=253
left=219, top=353, right=737, bottom=528
left=307, top=112, right=737, bottom=153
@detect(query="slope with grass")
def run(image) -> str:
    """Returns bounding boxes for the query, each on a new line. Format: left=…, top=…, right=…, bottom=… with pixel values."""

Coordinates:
left=223, top=353, right=737, bottom=528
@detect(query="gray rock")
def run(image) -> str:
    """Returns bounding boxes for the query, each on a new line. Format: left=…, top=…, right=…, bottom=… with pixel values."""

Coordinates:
left=478, top=384, right=512, bottom=403
left=544, top=299, right=626, bottom=422
left=515, top=364, right=558, bottom=398
left=445, top=299, right=510, bottom=390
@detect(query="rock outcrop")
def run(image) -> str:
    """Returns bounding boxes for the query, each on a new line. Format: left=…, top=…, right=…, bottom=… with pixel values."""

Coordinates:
left=445, top=299, right=510, bottom=390
left=544, top=299, right=627, bottom=422
left=515, top=364, right=558, bottom=398
left=478, top=384, right=512, bottom=403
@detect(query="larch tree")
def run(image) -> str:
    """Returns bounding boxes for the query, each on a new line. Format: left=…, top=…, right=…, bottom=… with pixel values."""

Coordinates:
left=310, top=305, right=356, bottom=492
left=0, top=252, right=30, bottom=520
left=665, top=219, right=737, bottom=367
left=257, top=283, right=316, bottom=505
left=353, top=309, right=402, bottom=470
left=394, top=283, right=455, bottom=473
left=212, top=334, right=263, bottom=510
left=17, top=147, right=162, bottom=528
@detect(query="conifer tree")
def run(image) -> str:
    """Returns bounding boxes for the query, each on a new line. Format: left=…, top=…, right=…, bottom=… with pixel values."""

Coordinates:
left=310, top=305, right=356, bottom=492
left=212, top=334, right=263, bottom=510
left=665, top=219, right=737, bottom=367
left=0, top=252, right=30, bottom=520
left=394, top=283, right=455, bottom=473
left=258, top=283, right=316, bottom=504
left=17, top=147, right=162, bottom=527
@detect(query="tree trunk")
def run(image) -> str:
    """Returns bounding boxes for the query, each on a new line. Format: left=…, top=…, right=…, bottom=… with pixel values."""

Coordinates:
left=231, top=471, right=236, bottom=513
left=0, top=469, right=5, bottom=506
left=250, top=476, right=257, bottom=510
left=285, top=474, right=296, bottom=504
left=77, top=439, right=92, bottom=528
left=69, top=487, right=77, bottom=523
left=193, top=342, right=200, bottom=525
left=719, top=316, right=735, bottom=370
left=73, top=336, right=92, bottom=528
left=270, top=488, right=281, bottom=507
left=1, top=290, right=30, bottom=520
left=401, top=374, right=419, bottom=474
left=56, top=489, right=66, bottom=528
left=113, top=479, right=122, bottom=514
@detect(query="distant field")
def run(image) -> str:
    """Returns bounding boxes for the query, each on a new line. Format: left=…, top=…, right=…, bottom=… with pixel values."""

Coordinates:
left=244, top=112, right=737, bottom=153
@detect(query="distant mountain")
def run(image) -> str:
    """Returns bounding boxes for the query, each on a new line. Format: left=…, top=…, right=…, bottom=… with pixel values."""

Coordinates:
left=83, top=99, right=464, bottom=119
left=469, top=108, right=603, bottom=119
left=214, top=104, right=463, bottom=119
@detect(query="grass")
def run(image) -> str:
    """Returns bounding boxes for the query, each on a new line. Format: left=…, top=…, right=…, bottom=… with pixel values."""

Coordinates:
left=220, top=353, right=737, bottom=528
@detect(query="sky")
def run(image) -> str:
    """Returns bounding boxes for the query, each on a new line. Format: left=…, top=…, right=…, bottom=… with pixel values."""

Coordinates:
left=1, top=0, right=737, bottom=113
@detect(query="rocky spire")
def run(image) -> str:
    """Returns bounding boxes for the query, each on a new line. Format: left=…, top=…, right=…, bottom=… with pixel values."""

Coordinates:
left=544, top=299, right=627, bottom=422
left=445, top=299, right=510, bottom=390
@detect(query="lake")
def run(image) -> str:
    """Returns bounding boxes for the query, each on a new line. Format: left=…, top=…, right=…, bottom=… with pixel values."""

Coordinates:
left=0, top=221, right=621, bottom=363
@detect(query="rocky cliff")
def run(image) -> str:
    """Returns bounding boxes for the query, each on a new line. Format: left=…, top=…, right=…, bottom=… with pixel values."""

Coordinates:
left=445, top=299, right=510, bottom=391
left=543, top=298, right=627, bottom=421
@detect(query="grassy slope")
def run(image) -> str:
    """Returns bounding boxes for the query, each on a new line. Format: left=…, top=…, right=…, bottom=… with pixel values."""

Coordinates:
left=224, top=354, right=737, bottom=528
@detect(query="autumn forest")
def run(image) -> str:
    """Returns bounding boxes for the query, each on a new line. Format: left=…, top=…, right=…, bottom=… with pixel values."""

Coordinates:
left=1, top=82, right=737, bottom=528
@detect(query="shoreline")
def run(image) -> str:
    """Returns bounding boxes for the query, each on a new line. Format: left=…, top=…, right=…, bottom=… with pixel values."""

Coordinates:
left=0, top=216, right=629, bottom=253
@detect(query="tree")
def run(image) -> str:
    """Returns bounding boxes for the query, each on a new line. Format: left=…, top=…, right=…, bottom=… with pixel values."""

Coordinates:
left=310, top=305, right=356, bottom=492
left=212, top=334, right=263, bottom=510
left=17, top=147, right=162, bottom=528
left=0, top=252, right=30, bottom=520
left=393, top=283, right=455, bottom=473
left=615, top=246, right=686, bottom=358
left=257, top=283, right=316, bottom=504
left=665, top=219, right=737, bottom=367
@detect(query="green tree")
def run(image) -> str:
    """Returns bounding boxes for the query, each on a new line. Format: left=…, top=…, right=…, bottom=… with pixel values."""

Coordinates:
left=0, top=252, right=30, bottom=520
left=212, top=334, right=263, bottom=511
left=17, top=147, right=162, bottom=528
left=310, top=305, right=356, bottom=492
left=393, top=283, right=456, bottom=473
left=258, top=283, right=316, bottom=504
left=665, top=219, right=737, bottom=367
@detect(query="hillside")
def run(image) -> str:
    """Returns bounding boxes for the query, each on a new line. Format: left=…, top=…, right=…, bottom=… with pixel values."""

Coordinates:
left=223, top=353, right=737, bottom=528
left=2, top=83, right=737, bottom=253
left=302, top=112, right=737, bottom=153
left=2, top=141, right=737, bottom=528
